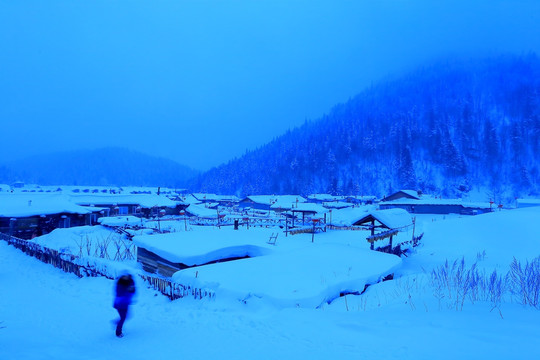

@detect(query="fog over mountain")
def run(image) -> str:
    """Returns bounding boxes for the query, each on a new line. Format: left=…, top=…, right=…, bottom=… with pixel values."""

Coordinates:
left=0, top=147, right=197, bottom=188
left=191, top=55, right=540, bottom=201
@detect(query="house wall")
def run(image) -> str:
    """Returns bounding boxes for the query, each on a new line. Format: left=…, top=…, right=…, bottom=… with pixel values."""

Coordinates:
left=0, top=212, right=90, bottom=239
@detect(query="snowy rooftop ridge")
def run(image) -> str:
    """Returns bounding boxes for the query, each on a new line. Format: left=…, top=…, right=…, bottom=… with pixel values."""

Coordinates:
left=185, top=204, right=220, bottom=219
left=244, top=195, right=307, bottom=205
left=133, top=229, right=275, bottom=266
left=363, top=208, right=413, bottom=230
left=0, top=193, right=92, bottom=217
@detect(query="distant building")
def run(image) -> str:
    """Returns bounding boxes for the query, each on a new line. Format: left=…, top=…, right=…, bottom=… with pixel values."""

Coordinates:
left=381, top=190, right=421, bottom=202
left=516, top=198, right=540, bottom=208
left=238, top=195, right=306, bottom=212
left=379, top=198, right=492, bottom=215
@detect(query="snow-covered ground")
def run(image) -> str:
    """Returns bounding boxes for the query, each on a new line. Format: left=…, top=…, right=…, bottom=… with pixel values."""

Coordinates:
left=2, top=207, right=540, bottom=359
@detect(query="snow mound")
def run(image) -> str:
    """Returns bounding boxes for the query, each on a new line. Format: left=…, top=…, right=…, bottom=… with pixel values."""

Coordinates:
left=173, top=243, right=401, bottom=308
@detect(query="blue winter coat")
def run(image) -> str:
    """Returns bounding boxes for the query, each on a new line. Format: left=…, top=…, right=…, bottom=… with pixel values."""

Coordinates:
left=114, top=275, right=136, bottom=309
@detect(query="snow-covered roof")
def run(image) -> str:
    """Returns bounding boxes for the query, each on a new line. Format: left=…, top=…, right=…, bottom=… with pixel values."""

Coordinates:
left=97, top=216, right=145, bottom=227
left=322, top=201, right=353, bottom=209
left=133, top=228, right=274, bottom=266
left=192, top=193, right=218, bottom=201
left=244, top=195, right=307, bottom=205
left=192, top=193, right=240, bottom=202
left=0, top=184, right=11, bottom=192
left=354, top=208, right=413, bottom=230
left=400, top=190, right=421, bottom=199
left=0, top=193, right=92, bottom=218
left=328, top=206, right=373, bottom=226
left=272, top=202, right=327, bottom=214
left=175, top=194, right=202, bottom=206
left=345, top=195, right=378, bottom=202
left=173, top=243, right=401, bottom=308
left=185, top=204, right=220, bottom=219
left=69, top=194, right=176, bottom=208
left=307, top=194, right=345, bottom=202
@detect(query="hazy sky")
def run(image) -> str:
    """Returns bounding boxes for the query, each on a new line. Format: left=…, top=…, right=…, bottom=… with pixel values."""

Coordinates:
left=1, top=1, right=539, bottom=170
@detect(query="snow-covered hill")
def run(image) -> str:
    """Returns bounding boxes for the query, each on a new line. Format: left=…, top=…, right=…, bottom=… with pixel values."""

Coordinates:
left=192, top=55, right=540, bottom=201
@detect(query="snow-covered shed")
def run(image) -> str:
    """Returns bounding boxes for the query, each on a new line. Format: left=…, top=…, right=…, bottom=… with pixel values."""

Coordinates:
left=133, top=229, right=274, bottom=277
left=352, top=209, right=413, bottom=251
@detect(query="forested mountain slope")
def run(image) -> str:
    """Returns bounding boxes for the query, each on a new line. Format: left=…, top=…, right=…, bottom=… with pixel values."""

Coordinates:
left=192, top=55, right=540, bottom=200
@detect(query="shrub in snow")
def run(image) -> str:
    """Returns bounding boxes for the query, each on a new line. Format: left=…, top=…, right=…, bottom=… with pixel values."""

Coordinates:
left=430, top=258, right=505, bottom=311
left=508, top=256, right=540, bottom=309
left=430, top=256, right=540, bottom=311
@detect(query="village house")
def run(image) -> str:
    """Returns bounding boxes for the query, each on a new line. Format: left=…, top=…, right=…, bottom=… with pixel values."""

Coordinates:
left=69, top=193, right=179, bottom=218
left=238, top=195, right=307, bottom=212
left=381, top=190, right=421, bottom=202
left=379, top=198, right=493, bottom=215
left=0, top=193, right=100, bottom=239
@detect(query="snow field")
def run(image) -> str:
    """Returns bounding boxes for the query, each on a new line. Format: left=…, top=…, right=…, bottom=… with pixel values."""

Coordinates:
left=2, top=206, right=540, bottom=359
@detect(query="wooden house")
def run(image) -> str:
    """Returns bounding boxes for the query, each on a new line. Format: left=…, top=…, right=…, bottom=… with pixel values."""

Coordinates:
left=70, top=194, right=178, bottom=218
left=0, top=193, right=100, bottom=239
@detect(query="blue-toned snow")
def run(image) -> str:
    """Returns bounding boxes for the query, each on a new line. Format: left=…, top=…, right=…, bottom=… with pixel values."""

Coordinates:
left=2, top=207, right=540, bottom=359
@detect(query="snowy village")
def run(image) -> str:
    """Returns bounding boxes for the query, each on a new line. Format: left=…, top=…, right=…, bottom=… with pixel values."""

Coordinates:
left=1, top=182, right=540, bottom=359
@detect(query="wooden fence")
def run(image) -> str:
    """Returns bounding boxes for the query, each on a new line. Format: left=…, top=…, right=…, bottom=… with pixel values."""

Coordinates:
left=0, top=232, right=215, bottom=301
left=0, top=232, right=110, bottom=278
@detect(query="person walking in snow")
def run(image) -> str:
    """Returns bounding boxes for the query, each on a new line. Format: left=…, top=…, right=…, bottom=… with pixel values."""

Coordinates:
left=113, top=274, right=136, bottom=338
